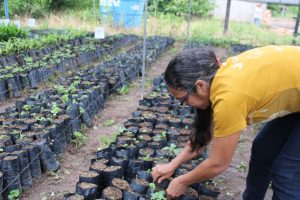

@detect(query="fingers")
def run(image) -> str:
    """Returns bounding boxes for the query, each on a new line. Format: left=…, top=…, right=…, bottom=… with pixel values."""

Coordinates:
left=157, top=174, right=169, bottom=184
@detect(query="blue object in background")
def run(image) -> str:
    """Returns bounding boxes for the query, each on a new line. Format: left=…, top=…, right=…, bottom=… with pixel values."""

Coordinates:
left=4, top=0, right=10, bottom=20
left=100, top=0, right=145, bottom=28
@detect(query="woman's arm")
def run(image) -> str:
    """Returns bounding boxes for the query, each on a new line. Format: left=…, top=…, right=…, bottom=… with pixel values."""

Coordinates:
left=166, top=131, right=242, bottom=198
left=170, top=141, right=205, bottom=169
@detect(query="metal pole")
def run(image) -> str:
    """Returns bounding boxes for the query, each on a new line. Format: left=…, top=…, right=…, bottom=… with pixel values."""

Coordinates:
left=223, top=0, right=231, bottom=35
left=4, top=0, right=9, bottom=20
left=141, top=0, right=148, bottom=100
left=186, top=0, right=192, bottom=47
left=293, top=1, right=300, bottom=40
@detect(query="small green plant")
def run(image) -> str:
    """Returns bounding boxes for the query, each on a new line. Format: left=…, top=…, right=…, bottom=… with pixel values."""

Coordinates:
left=79, top=107, right=85, bottom=115
left=151, top=191, right=167, bottom=200
left=162, top=143, right=181, bottom=156
left=72, top=131, right=87, bottom=148
left=60, top=94, right=69, bottom=104
left=103, top=119, right=115, bottom=127
left=143, top=154, right=151, bottom=161
left=8, top=189, right=20, bottom=200
left=117, top=85, right=129, bottom=95
left=23, top=104, right=32, bottom=111
left=50, top=102, right=61, bottom=117
left=149, top=182, right=156, bottom=190
left=236, top=161, right=247, bottom=172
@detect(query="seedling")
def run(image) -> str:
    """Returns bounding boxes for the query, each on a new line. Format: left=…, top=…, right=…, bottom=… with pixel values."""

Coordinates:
left=60, top=94, right=69, bottom=104
left=162, top=143, right=181, bottom=156
left=103, top=119, right=115, bottom=127
left=143, top=154, right=151, bottom=161
left=149, top=182, right=156, bottom=190
left=236, top=161, right=247, bottom=172
left=8, top=189, right=19, bottom=200
left=151, top=191, right=167, bottom=200
left=23, top=104, right=32, bottom=111
left=117, top=85, right=129, bottom=95
left=50, top=103, right=61, bottom=117
left=72, top=131, right=87, bottom=148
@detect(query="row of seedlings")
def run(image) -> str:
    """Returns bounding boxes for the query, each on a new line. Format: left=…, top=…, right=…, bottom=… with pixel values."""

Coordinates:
left=185, top=40, right=255, bottom=55
left=0, top=36, right=175, bottom=199
left=0, top=34, right=139, bottom=101
left=66, top=74, right=220, bottom=200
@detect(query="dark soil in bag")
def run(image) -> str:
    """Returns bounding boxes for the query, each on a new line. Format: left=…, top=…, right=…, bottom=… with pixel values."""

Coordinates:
left=101, top=186, right=122, bottom=200
left=10, top=149, right=32, bottom=188
left=33, top=139, right=60, bottom=172
left=0, top=79, right=7, bottom=101
left=198, top=182, right=220, bottom=198
left=79, top=171, right=100, bottom=185
left=111, top=178, right=131, bottom=191
left=22, top=145, right=42, bottom=179
left=2, top=156, right=21, bottom=198
left=123, top=189, right=139, bottom=200
left=178, top=187, right=198, bottom=200
left=63, top=193, right=84, bottom=200
left=126, top=159, right=144, bottom=181
left=47, top=125, right=64, bottom=154
left=130, top=178, right=149, bottom=194
left=103, top=166, right=123, bottom=185
left=75, top=182, right=99, bottom=200
left=96, top=147, right=113, bottom=160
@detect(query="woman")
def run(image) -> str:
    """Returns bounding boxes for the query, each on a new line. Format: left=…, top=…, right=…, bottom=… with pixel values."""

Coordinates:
left=152, top=46, right=300, bottom=199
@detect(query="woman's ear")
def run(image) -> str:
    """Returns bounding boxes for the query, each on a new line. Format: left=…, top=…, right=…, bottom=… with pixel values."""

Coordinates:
left=195, top=80, right=209, bottom=95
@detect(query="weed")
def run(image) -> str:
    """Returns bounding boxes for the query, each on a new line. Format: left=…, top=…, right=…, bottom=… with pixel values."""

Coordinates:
left=103, top=119, right=115, bottom=127
left=72, top=131, right=87, bottom=148
left=236, top=161, right=247, bottom=172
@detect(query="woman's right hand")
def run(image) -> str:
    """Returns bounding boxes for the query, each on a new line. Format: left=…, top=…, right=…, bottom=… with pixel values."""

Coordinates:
left=152, top=162, right=177, bottom=183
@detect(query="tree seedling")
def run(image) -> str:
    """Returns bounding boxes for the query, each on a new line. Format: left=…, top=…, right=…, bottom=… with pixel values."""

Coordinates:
left=72, top=131, right=87, bottom=148
left=103, top=119, right=115, bottom=127
left=151, top=191, right=167, bottom=200
left=162, top=143, right=181, bottom=156
left=8, top=189, right=20, bottom=200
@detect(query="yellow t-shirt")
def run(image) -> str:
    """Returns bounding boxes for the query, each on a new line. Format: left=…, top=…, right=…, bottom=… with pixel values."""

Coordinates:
left=210, top=45, right=300, bottom=137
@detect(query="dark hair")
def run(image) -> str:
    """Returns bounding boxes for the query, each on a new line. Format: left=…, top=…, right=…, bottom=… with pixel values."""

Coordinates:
left=164, top=47, right=219, bottom=152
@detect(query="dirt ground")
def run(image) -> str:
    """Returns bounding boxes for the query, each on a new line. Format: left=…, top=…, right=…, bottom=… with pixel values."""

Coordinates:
left=17, top=42, right=273, bottom=200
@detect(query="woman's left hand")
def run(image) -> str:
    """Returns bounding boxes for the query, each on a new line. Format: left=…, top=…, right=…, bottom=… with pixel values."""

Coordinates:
left=166, top=176, right=187, bottom=199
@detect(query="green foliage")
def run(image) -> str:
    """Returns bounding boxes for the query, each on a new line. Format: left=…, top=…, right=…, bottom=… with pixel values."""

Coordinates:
left=148, top=0, right=213, bottom=17
left=103, top=119, right=115, bottom=127
left=50, top=102, right=61, bottom=117
left=162, top=143, right=181, bottom=156
left=150, top=191, right=167, bottom=200
left=117, top=85, right=129, bottom=95
left=149, top=182, right=156, bottom=190
left=0, top=25, right=27, bottom=42
left=8, top=189, right=20, bottom=200
left=0, top=0, right=96, bottom=17
left=72, top=131, right=87, bottom=147
left=236, top=161, right=247, bottom=172
left=267, top=4, right=298, bottom=18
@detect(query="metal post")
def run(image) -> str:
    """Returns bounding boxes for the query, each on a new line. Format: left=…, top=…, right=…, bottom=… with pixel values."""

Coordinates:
left=293, top=1, right=300, bottom=40
left=186, top=0, right=192, bottom=47
left=4, top=0, right=9, bottom=20
left=141, top=0, right=148, bottom=100
left=223, top=0, right=231, bottom=35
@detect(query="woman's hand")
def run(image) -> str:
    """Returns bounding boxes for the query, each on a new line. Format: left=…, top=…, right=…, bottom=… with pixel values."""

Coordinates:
left=166, top=176, right=187, bottom=199
left=152, top=162, right=176, bottom=183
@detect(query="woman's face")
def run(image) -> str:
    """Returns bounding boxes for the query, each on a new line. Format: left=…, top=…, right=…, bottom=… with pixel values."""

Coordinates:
left=168, top=80, right=211, bottom=109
